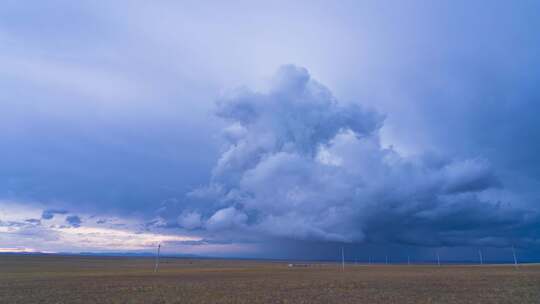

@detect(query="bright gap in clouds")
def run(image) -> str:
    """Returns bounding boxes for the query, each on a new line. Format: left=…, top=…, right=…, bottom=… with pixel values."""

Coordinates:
left=49, top=227, right=200, bottom=251
left=0, top=202, right=201, bottom=252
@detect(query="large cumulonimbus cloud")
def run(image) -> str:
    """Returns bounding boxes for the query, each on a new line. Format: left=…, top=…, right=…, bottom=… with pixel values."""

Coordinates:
left=165, top=65, right=538, bottom=247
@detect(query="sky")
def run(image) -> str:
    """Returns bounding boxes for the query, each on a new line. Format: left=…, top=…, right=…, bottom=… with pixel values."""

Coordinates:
left=1, top=0, right=540, bottom=261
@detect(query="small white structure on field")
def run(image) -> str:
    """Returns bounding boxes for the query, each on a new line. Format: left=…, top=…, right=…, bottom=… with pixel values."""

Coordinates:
left=288, top=263, right=309, bottom=268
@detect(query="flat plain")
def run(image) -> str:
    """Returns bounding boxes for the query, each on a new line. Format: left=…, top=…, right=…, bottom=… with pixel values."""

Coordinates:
left=1, top=255, right=539, bottom=304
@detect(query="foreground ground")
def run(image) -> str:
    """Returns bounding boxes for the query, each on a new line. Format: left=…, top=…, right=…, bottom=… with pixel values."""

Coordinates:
left=1, top=255, right=539, bottom=304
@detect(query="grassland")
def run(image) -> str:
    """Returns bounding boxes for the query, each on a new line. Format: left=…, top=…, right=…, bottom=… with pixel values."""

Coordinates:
left=1, top=255, right=539, bottom=303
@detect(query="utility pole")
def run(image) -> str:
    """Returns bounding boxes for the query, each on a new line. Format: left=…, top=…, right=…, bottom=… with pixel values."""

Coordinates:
left=512, top=246, right=518, bottom=269
left=341, top=247, right=345, bottom=272
left=154, top=243, right=161, bottom=273
left=478, top=249, right=483, bottom=265
left=436, top=251, right=441, bottom=267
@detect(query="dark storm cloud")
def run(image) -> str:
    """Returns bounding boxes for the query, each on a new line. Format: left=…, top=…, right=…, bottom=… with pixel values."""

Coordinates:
left=153, top=65, right=540, bottom=248
left=25, top=218, right=41, bottom=225
left=41, top=209, right=68, bottom=220
left=66, top=215, right=82, bottom=228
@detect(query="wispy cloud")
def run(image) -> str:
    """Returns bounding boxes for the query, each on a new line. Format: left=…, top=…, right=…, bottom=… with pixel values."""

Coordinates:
left=0, top=203, right=202, bottom=252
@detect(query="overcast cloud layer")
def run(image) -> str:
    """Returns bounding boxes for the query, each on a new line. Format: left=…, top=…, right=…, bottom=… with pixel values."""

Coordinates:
left=1, top=1, right=540, bottom=260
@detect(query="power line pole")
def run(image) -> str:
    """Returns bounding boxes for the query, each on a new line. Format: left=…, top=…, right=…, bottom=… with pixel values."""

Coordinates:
left=154, top=243, right=161, bottom=273
left=341, top=247, right=345, bottom=272
left=512, top=246, right=518, bottom=269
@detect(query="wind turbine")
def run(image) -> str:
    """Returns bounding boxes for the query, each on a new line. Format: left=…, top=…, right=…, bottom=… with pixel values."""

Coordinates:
left=478, top=249, right=483, bottom=265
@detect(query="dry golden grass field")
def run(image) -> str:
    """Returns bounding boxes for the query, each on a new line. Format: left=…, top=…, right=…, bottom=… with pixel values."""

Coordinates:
left=1, top=255, right=539, bottom=304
